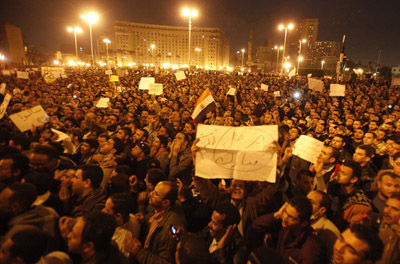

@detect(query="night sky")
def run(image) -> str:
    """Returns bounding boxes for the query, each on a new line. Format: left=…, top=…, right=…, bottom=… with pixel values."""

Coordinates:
left=1, top=0, right=399, bottom=66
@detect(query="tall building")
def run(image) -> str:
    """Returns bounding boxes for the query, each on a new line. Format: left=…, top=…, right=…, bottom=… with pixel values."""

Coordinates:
left=0, top=23, right=25, bottom=65
left=98, top=20, right=229, bottom=69
left=307, top=41, right=341, bottom=71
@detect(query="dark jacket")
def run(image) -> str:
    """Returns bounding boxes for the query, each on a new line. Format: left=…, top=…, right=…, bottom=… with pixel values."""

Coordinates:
left=251, top=213, right=323, bottom=264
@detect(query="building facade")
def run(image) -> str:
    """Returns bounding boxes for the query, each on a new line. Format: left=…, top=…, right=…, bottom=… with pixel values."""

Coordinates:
left=98, top=20, right=229, bottom=69
left=0, top=23, right=25, bottom=66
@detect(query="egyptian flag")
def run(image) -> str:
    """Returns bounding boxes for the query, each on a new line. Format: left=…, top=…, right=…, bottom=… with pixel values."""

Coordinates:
left=191, top=88, right=216, bottom=123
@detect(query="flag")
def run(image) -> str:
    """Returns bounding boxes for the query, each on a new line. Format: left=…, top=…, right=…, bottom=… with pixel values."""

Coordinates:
left=288, top=67, right=296, bottom=78
left=191, top=89, right=216, bottom=123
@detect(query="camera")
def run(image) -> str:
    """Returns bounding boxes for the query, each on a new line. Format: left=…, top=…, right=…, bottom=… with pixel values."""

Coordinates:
left=170, top=226, right=178, bottom=238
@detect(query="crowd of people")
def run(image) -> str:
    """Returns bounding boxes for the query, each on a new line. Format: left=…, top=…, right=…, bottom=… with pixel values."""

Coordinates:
left=0, top=67, right=399, bottom=264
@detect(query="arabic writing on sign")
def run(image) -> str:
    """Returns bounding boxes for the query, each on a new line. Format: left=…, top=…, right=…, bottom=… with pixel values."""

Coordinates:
left=196, top=125, right=278, bottom=182
left=9, top=105, right=48, bottom=132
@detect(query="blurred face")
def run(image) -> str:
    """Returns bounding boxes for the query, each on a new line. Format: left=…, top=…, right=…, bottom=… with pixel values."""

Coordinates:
left=0, top=159, right=14, bottom=183
left=296, top=174, right=314, bottom=195
left=71, top=169, right=85, bottom=196
left=352, top=148, right=370, bottom=165
left=331, top=137, right=345, bottom=150
left=319, top=146, right=334, bottom=165
left=307, top=191, right=323, bottom=216
left=134, top=130, right=145, bottom=142
left=152, top=137, right=161, bottom=150
left=288, top=128, right=299, bottom=140
left=131, top=145, right=144, bottom=159
left=116, top=130, right=127, bottom=141
left=100, top=139, right=115, bottom=155
left=391, top=158, right=400, bottom=176
left=80, top=142, right=93, bottom=155
left=106, top=115, right=118, bottom=126
left=281, top=204, right=302, bottom=230
left=0, top=239, right=13, bottom=264
left=333, top=229, right=369, bottom=264
left=149, top=182, right=168, bottom=209
left=208, top=211, right=226, bottom=238
left=67, top=217, right=84, bottom=254
left=383, top=198, right=400, bottom=225
left=183, top=123, right=193, bottom=134
left=362, top=133, right=376, bottom=146
left=215, top=116, right=224, bottom=126
left=352, top=121, right=361, bottom=130
left=337, top=166, right=355, bottom=185
left=102, top=197, right=115, bottom=216
left=230, top=180, right=245, bottom=201
left=376, top=130, right=386, bottom=141
left=97, top=136, right=108, bottom=149
left=30, top=153, right=53, bottom=172
left=377, top=175, right=400, bottom=200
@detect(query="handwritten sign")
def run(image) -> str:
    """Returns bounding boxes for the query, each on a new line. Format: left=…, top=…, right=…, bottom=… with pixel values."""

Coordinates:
left=274, top=91, right=281, bottom=97
left=96, top=98, right=110, bottom=108
left=330, top=84, right=345, bottom=97
left=292, top=135, right=324, bottom=164
left=9, top=105, right=48, bottom=132
left=0, top=83, right=6, bottom=95
left=17, top=71, right=29, bottom=79
left=261, top=84, right=269, bottom=91
left=110, top=75, right=120, bottom=82
left=41, top=67, right=64, bottom=76
left=175, top=71, right=186, bottom=81
left=195, top=125, right=278, bottom=182
left=227, top=87, right=236, bottom=96
left=139, top=77, right=155, bottom=90
left=0, top=94, right=12, bottom=119
left=2, top=70, right=10, bottom=76
left=308, top=78, right=324, bottom=92
left=149, top=83, right=163, bottom=95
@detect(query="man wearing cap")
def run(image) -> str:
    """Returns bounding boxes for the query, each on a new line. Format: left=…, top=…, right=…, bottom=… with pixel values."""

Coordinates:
left=130, top=141, right=160, bottom=185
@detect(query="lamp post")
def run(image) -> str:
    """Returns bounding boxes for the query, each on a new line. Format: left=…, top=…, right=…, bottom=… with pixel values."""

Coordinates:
left=321, top=60, right=325, bottom=70
left=103, top=39, right=110, bottom=67
left=274, top=45, right=283, bottom=72
left=81, top=12, right=98, bottom=66
left=67, top=26, right=82, bottom=59
left=182, top=8, right=198, bottom=67
left=241, top=49, right=245, bottom=68
left=151, top=44, right=155, bottom=65
left=195, top=48, right=201, bottom=67
left=278, top=23, right=294, bottom=75
left=297, top=39, right=306, bottom=75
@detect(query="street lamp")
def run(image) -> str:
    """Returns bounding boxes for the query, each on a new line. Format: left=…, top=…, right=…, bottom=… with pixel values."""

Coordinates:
left=274, top=45, right=283, bottom=72
left=278, top=23, right=294, bottom=75
left=103, top=39, right=110, bottom=67
left=81, top=12, right=98, bottom=66
left=151, top=44, right=155, bottom=65
left=182, top=8, right=198, bottom=67
left=241, top=49, right=245, bottom=68
left=297, top=39, right=306, bottom=75
left=67, top=26, right=82, bottom=59
left=321, top=60, right=325, bottom=70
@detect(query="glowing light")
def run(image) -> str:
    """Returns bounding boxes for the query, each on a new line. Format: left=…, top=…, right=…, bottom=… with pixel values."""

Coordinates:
left=53, top=60, right=60, bottom=65
left=294, top=91, right=300, bottom=98
left=219, top=66, right=223, bottom=70
left=227, top=67, right=233, bottom=72
left=81, top=12, right=98, bottom=24
left=162, top=63, right=171, bottom=68
left=118, top=63, right=122, bottom=67
left=68, top=60, right=77, bottom=66
left=182, top=8, right=198, bottom=17
left=241, top=68, right=244, bottom=72
left=284, top=63, right=291, bottom=69
left=103, top=38, right=111, bottom=44
left=298, top=56, right=303, bottom=62
left=171, top=64, right=179, bottom=70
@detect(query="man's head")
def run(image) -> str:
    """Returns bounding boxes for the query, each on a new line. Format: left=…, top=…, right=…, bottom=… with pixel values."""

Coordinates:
left=131, top=141, right=151, bottom=160
left=145, top=168, right=166, bottom=192
left=80, top=138, right=99, bottom=156
left=229, top=179, right=246, bottom=201
left=0, top=183, right=37, bottom=218
left=30, top=145, right=59, bottom=173
left=331, top=135, right=346, bottom=150
left=307, top=190, right=331, bottom=220
left=183, top=123, right=195, bottom=135
left=353, top=145, right=374, bottom=167
left=288, top=127, right=301, bottom=141
left=152, top=135, right=168, bottom=151
left=362, top=132, right=377, bottom=146
left=208, top=203, right=240, bottom=240
left=319, top=145, right=339, bottom=166
left=175, top=233, right=210, bottom=264
left=102, top=193, right=133, bottom=226
left=67, top=212, right=116, bottom=258
left=71, top=164, right=103, bottom=196
left=0, top=154, right=30, bottom=185
left=295, top=170, right=314, bottom=195
left=99, top=137, right=124, bottom=155
left=149, top=181, right=177, bottom=211
left=282, top=196, right=313, bottom=231
left=390, top=152, right=400, bottom=176
left=383, top=193, right=400, bottom=225
left=376, top=170, right=400, bottom=201
left=337, top=161, right=361, bottom=186
left=333, top=224, right=383, bottom=264
left=0, top=228, right=47, bottom=264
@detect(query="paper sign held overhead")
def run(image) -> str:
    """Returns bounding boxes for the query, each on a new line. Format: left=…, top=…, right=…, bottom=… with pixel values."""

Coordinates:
left=274, top=91, right=281, bottom=97
left=195, top=125, right=278, bottom=182
left=0, top=83, right=6, bottom=95
left=0, top=94, right=12, bottom=119
left=9, top=105, right=49, bottom=132
left=175, top=71, right=186, bottom=81
left=139, top=77, right=155, bottom=90
left=261, top=84, right=269, bottom=91
left=330, top=84, right=345, bottom=97
left=109, top=75, right=120, bottom=82
left=308, top=78, right=324, bottom=92
left=288, top=67, right=296, bottom=78
left=51, top=129, right=70, bottom=142
left=149, top=83, right=163, bottom=95
left=227, top=87, right=236, bottom=96
left=96, top=98, right=110, bottom=108
left=105, top=70, right=113, bottom=75
left=17, top=71, right=29, bottom=79
left=292, top=135, right=324, bottom=164
left=2, top=70, right=11, bottom=76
